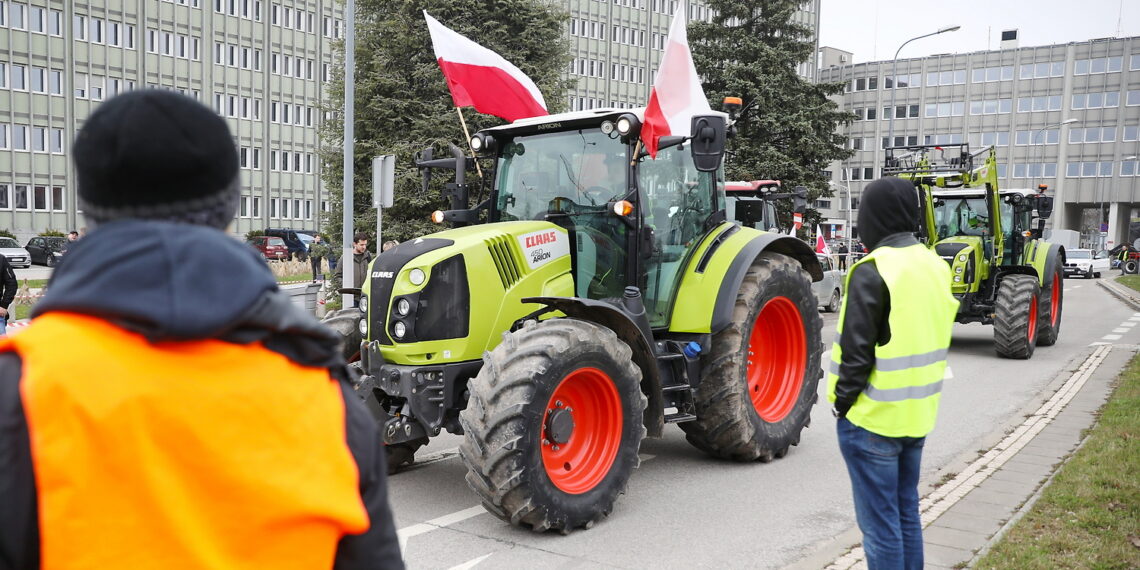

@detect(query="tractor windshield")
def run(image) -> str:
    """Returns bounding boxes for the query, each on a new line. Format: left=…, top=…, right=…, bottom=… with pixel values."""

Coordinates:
left=933, top=197, right=990, bottom=240
left=638, top=145, right=724, bottom=327
left=495, top=130, right=627, bottom=222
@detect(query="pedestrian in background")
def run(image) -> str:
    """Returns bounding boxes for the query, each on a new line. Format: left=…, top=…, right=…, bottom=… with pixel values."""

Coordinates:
left=0, top=254, right=15, bottom=335
left=67, top=231, right=79, bottom=242
left=309, top=234, right=330, bottom=282
left=827, top=177, right=958, bottom=569
left=838, top=241, right=849, bottom=271
left=337, top=232, right=374, bottom=307
left=382, top=240, right=398, bottom=252
left=0, top=91, right=403, bottom=569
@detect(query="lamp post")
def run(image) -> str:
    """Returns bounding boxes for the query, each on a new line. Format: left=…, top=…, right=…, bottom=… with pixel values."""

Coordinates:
left=1033, top=118, right=1080, bottom=190
left=888, top=25, right=961, bottom=145
left=830, top=180, right=853, bottom=270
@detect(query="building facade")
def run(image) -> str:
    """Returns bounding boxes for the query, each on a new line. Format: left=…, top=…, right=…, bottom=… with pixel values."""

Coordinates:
left=556, top=0, right=820, bottom=111
left=0, top=0, right=343, bottom=242
left=818, top=36, right=1140, bottom=250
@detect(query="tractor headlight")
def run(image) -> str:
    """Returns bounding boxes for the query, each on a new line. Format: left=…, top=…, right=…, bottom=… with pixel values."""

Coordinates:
left=954, top=276, right=962, bottom=283
left=409, top=268, right=426, bottom=286
left=469, top=133, right=496, bottom=155
left=600, top=120, right=615, bottom=135
left=469, top=135, right=483, bottom=151
left=955, top=266, right=963, bottom=274
left=359, top=295, right=367, bottom=314
left=396, top=297, right=411, bottom=316
left=393, top=321, right=407, bottom=339
left=616, top=113, right=641, bottom=137
left=958, top=254, right=968, bottom=262
left=357, top=318, right=368, bottom=336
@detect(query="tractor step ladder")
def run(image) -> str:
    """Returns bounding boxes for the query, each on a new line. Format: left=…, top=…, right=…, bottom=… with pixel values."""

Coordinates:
left=659, top=351, right=698, bottom=423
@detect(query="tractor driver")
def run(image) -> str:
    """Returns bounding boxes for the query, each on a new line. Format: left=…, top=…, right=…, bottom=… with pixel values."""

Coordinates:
left=575, top=152, right=628, bottom=205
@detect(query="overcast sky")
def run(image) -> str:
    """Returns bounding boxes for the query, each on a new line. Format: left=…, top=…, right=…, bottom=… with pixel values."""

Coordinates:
left=818, top=0, right=1140, bottom=64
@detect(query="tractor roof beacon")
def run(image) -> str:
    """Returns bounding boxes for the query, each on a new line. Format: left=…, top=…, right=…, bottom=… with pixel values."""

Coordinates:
left=349, top=102, right=826, bottom=533
left=883, top=143, right=1065, bottom=359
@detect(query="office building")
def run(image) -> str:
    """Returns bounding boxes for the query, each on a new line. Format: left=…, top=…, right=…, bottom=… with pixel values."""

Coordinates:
left=555, top=0, right=821, bottom=111
left=0, top=0, right=343, bottom=241
left=818, top=34, right=1140, bottom=250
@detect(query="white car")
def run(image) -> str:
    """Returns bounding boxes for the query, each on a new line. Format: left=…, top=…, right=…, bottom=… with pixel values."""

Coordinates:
left=1063, top=249, right=1110, bottom=279
left=0, top=237, right=31, bottom=268
left=812, top=254, right=844, bottom=312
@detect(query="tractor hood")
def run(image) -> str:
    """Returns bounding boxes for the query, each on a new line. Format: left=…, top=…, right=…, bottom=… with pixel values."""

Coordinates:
left=365, top=221, right=575, bottom=364
left=933, top=236, right=983, bottom=294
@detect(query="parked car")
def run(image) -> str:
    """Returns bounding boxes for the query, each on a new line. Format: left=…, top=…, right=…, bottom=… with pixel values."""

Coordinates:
left=812, top=254, right=844, bottom=312
left=264, top=228, right=308, bottom=261
left=25, top=236, right=69, bottom=267
left=1063, top=248, right=1110, bottom=279
left=0, top=237, right=31, bottom=268
left=247, top=235, right=289, bottom=261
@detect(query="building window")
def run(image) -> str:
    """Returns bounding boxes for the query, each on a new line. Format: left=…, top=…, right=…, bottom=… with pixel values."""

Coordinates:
left=1072, top=91, right=1120, bottom=110
left=1074, top=56, right=1123, bottom=75
left=14, top=185, right=29, bottom=210
left=0, top=184, right=9, bottom=209
left=969, top=98, right=1012, bottom=115
left=1018, top=61, right=1065, bottom=79
left=1014, top=129, right=1059, bottom=145
left=1016, top=95, right=1062, bottom=112
left=52, top=186, right=64, bottom=211
left=925, top=69, right=966, bottom=87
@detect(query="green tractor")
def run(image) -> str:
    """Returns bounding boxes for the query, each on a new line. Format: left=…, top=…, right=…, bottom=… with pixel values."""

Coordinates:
left=350, top=105, right=826, bottom=532
left=883, top=144, right=1065, bottom=359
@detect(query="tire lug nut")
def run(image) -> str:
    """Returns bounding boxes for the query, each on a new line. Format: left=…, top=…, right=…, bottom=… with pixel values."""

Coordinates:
left=555, top=400, right=563, bottom=407
left=543, top=438, right=550, bottom=446
left=552, top=445, right=560, bottom=451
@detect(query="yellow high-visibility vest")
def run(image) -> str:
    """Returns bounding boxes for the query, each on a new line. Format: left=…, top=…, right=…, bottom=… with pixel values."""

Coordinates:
left=827, top=243, right=959, bottom=437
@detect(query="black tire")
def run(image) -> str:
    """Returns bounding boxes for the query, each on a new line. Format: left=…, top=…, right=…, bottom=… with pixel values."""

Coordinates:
left=994, top=274, right=1040, bottom=359
left=680, top=252, right=822, bottom=462
left=1095, top=272, right=1101, bottom=278
left=1037, top=267, right=1063, bottom=347
left=46, top=254, right=55, bottom=267
left=459, top=319, right=647, bottom=532
left=1124, top=260, right=1138, bottom=274
left=825, top=289, right=841, bottom=313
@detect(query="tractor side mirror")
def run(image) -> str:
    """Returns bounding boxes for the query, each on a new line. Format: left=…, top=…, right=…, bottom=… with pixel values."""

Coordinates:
left=1037, top=196, right=1054, bottom=219
left=690, top=114, right=727, bottom=172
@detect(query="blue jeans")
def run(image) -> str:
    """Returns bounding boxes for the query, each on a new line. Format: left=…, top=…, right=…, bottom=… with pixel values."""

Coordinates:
left=1, top=315, right=7, bottom=335
left=837, top=418, right=925, bottom=570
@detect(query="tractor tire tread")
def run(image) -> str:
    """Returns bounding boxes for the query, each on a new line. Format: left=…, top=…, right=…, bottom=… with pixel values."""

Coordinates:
left=993, top=274, right=1040, bottom=359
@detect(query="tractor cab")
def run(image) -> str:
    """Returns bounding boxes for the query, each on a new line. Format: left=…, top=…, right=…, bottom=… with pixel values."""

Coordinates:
left=723, top=180, right=807, bottom=233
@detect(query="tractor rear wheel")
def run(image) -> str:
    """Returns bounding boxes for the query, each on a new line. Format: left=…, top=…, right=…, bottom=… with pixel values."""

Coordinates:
left=680, top=252, right=822, bottom=462
left=459, top=319, right=646, bottom=532
left=994, top=274, right=1040, bottom=359
left=1037, top=267, right=1063, bottom=346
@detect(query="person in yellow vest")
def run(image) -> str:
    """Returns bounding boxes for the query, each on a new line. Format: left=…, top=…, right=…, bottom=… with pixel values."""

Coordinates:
left=827, top=177, right=958, bottom=569
left=0, top=91, right=403, bottom=569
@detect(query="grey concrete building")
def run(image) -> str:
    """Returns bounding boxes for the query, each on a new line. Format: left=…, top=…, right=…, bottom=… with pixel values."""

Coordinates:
left=818, top=35, right=1140, bottom=251
left=0, top=0, right=343, bottom=242
left=555, top=0, right=821, bottom=111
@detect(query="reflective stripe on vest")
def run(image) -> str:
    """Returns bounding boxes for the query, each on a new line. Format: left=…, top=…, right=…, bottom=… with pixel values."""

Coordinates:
left=1, top=313, right=370, bottom=570
left=826, top=243, right=959, bottom=438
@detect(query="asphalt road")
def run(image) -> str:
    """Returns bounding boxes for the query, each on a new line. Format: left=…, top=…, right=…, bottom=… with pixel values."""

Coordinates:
left=384, top=275, right=1138, bottom=569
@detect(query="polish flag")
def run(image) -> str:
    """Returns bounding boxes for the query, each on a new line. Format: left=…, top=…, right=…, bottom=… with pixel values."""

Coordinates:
left=424, top=11, right=548, bottom=122
left=815, top=225, right=831, bottom=255
left=641, top=3, right=711, bottom=158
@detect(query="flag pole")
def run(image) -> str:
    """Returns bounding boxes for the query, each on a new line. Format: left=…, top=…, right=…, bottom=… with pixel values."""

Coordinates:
left=455, top=107, right=483, bottom=178
left=630, top=139, right=642, bottom=167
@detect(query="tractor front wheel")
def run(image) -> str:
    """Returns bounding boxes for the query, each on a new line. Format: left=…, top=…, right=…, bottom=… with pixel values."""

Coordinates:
left=1037, top=268, right=1063, bottom=346
left=994, top=274, right=1040, bottom=359
left=459, top=319, right=646, bottom=532
left=680, top=252, right=822, bottom=462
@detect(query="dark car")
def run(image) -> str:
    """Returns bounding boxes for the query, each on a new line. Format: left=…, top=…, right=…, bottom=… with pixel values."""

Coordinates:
left=247, top=235, right=289, bottom=261
left=26, top=236, right=69, bottom=267
left=264, top=228, right=308, bottom=261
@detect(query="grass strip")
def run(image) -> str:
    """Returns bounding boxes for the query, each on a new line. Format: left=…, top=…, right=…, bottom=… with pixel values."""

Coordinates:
left=974, top=354, right=1140, bottom=569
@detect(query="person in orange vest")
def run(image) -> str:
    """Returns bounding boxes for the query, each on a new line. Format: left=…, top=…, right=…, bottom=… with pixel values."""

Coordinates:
left=0, top=91, right=403, bottom=569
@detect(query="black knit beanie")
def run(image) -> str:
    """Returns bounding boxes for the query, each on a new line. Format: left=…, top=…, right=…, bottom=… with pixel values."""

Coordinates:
left=857, top=177, right=920, bottom=250
left=73, top=90, right=240, bottom=229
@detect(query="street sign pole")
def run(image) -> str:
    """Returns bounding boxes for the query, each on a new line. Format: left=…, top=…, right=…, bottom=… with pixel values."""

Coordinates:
left=373, top=155, right=395, bottom=247
left=341, top=0, right=355, bottom=308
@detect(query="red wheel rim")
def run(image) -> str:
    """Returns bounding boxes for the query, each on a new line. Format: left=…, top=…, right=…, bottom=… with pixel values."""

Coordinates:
left=541, top=367, right=623, bottom=494
left=1028, top=294, right=1038, bottom=344
left=746, top=297, right=807, bottom=423
left=1049, top=272, right=1061, bottom=327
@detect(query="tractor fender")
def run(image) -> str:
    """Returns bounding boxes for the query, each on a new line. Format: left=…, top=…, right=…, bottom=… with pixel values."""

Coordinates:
left=710, top=232, right=823, bottom=334
left=1039, top=243, right=1065, bottom=287
left=521, top=296, right=666, bottom=438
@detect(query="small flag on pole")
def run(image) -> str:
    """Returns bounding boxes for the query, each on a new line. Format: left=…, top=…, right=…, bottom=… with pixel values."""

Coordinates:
left=640, top=1, right=711, bottom=158
left=815, top=225, right=831, bottom=255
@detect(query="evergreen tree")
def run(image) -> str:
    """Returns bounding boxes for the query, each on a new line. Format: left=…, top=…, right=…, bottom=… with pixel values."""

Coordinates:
left=319, top=0, right=572, bottom=248
left=690, top=0, right=853, bottom=235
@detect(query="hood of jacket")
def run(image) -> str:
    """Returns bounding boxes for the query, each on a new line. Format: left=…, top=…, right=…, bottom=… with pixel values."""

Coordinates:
left=857, top=177, right=920, bottom=251
left=33, top=220, right=344, bottom=370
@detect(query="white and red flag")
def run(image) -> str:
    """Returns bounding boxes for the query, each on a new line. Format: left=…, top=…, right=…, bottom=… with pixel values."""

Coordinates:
left=423, top=11, right=548, bottom=122
left=641, top=2, right=711, bottom=158
left=815, top=225, right=832, bottom=255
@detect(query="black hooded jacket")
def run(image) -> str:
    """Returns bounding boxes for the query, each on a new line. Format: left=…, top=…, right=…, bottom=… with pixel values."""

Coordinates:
left=0, top=220, right=403, bottom=570
left=833, top=178, right=923, bottom=417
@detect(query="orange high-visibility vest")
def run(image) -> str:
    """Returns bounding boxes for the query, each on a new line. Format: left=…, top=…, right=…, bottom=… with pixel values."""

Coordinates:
left=2, top=312, right=369, bottom=569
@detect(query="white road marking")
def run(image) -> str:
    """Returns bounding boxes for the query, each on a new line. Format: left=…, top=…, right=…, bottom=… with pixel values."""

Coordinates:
left=1090, top=342, right=1110, bottom=346
left=448, top=553, right=494, bottom=570
left=1113, top=328, right=1129, bottom=334
left=415, top=446, right=460, bottom=465
left=1104, top=334, right=1123, bottom=340
left=1122, top=321, right=1138, bottom=327
left=398, top=506, right=486, bottom=553
left=639, top=453, right=656, bottom=462
left=943, top=366, right=954, bottom=380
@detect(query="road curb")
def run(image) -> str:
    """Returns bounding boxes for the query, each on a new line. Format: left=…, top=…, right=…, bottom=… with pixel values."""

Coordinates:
left=1097, top=277, right=1140, bottom=311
